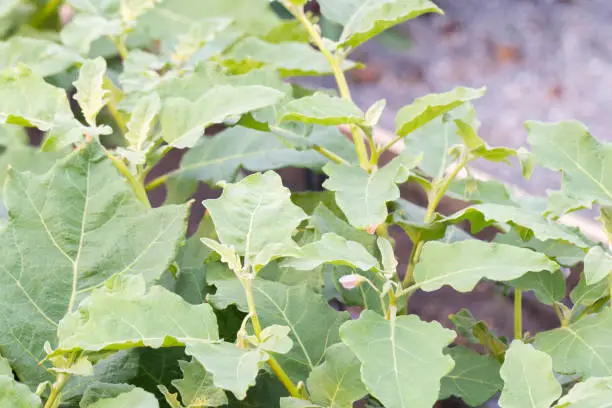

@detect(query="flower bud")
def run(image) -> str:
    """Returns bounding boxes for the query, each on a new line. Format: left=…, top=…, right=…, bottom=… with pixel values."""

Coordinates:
left=339, top=274, right=366, bottom=290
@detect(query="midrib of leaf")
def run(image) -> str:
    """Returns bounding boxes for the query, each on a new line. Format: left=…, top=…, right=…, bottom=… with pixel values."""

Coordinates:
left=328, top=369, right=350, bottom=407
left=245, top=195, right=263, bottom=263
left=69, top=161, right=91, bottom=313
left=340, top=0, right=374, bottom=40
left=389, top=315, right=407, bottom=408
left=254, top=286, right=314, bottom=369
left=564, top=326, right=612, bottom=375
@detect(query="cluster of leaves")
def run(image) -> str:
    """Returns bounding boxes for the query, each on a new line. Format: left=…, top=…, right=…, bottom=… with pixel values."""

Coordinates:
left=1, top=0, right=612, bottom=407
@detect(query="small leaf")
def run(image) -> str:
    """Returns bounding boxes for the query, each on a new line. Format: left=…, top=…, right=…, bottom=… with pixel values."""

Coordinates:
left=439, top=346, right=502, bottom=407
left=161, top=85, right=284, bottom=148
left=204, top=171, right=307, bottom=268
left=278, top=93, right=365, bottom=126
left=121, top=0, right=160, bottom=25
left=395, top=87, right=485, bottom=137
left=74, top=58, right=109, bottom=127
left=85, top=387, right=159, bottom=407
left=553, top=376, right=612, bottom=408
left=570, top=275, right=608, bottom=307
left=282, top=233, right=379, bottom=271
left=319, top=0, right=442, bottom=49
left=414, top=240, right=559, bottom=292
left=377, top=236, right=397, bottom=278
left=201, top=238, right=242, bottom=273
left=172, top=359, right=228, bottom=408
left=536, top=308, right=612, bottom=377
left=584, top=246, right=612, bottom=286
left=208, top=276, right=349, bottom=382
left=224, top=37, right=357, bottom=77
left=365, top=99, right=386, bottom=127
left=246, top=325, right=294, bottom=354
left=280, top=398, right=322, bottom=408
left=125, top=92, right=160, bottom=153
left=306, top=343, right=367, bottom=408
left=0, top=375, right=41, bottom=407
left=341, top=310, right=455, bottom=408
left=448, top=309, right=507, bottom=359
left=499, top=340, right=561, bottom=408
left=323, top=153, right=421, bottom=229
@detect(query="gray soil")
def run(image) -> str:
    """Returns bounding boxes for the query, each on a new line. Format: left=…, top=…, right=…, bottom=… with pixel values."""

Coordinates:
left=318, top=0, right=612, bottom=202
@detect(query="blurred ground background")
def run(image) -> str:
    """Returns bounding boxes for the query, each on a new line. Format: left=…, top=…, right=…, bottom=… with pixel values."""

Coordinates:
left=312, top=0, right=610, bottom=200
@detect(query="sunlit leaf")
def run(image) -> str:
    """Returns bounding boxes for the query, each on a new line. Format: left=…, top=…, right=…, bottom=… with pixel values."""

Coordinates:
left=278, top=93, right=365, bottom=126
left=553, top=376, right=612, bottom=408
left=74, top=58, right=109, bottom=127
left=172, top=359, right=228, bottom=407
left=84, top=387, right=159, bottom=407
left=0, top=37, right=81, bottom=77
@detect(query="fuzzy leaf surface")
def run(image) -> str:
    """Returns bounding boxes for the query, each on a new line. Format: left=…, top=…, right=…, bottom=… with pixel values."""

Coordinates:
left=74, top=58, right=109, bottom=127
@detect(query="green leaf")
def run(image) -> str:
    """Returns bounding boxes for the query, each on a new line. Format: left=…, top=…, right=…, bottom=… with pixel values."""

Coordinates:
left=395, top=87, right=485, bottom=137
left=306, top=343, right=367, bottom=408
left=507, top=270, right=566, bottom=305
left=283, top=233, right=379, bottom=271
left=340, top=310, right=455, bottom=408
left=570, top=276, right=608, bottom=307
left=172, top=359, right=228, bottom=408
left=365, top=99, right=386, bottom=127
left=0, top=36, right=81, bottom=77
left=499, top=340, right=561, bottom=408
left=319, top=0, right=442, bottom=49
left=224, top=37, right=357, bottom=77
left=167, top=126, right=356, bottom=201
left=0, top=142, right=187, bottom=385
left=204, top=171, right=307, bottom=268
left=246, top=325, right=294, bottom=354
left=280, top=398, right=322, bottom=408
left=553, top=376, right=612, bottom=408
left=448, top=309, right=507, bottom=360
left=124, top=92, right=160, bottom=155
left=208, top=277, right=350, bottom=382
left=447, top=179, right=514, bottom=205
left=441, top=204, right=592, bottom=249
left=278, top=93, right=365, bottom=126
left=527, top=120, right=612, bottom=206
left=309, top=203, right=377, bottom=252
left=74, top=58, right=109, bottom=127
left=0, top=65, right=77, bottom=131
left=0, top=356, right=11, bottom=377
left=78, top=383, right=135, bottom=407
left=161, top=85, right=284, bottom=148
left=0, top=375, right=42, bottom=408
left=183, top=343, right=267, bottom=400
left=323, top=153, right=421, bottom=229
left=413, top=240, right=559, bottom=292
left=55, top=275, right=219, bottom=354
left=439, top=346, right=502, bottom=407
left=536, top=308, right=612, bottom=377
left=60, top=15, right=122, bottom=56
left=583, top=246, right=612, bottom=286
left=86, top=387, right=159, bottom=407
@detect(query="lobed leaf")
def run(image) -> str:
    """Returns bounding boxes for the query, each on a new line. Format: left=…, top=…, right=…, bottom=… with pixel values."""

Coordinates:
left=413, top=240, right=559, bottom=292
left=340, top=310, right=455, bottom=408
left=74, top=58, right=109, bottom=127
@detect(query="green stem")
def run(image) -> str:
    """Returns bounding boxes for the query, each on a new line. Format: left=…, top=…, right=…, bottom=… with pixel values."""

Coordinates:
left=43, top=353, right=78, bottom=408
left=280, top=1, right=371, bottom=171
left=110, top=35, right=129, bottom=60
left=312, top=145, right=350, bottom=165
left=145, top=174, right=168, bottom=191
left=107, top=152, right=150, bottom=207
left=242, top=277, right=301, bottom=398
left=514, top=289, right=523, bottom=340
left=30, top=0, right=63, bottom=28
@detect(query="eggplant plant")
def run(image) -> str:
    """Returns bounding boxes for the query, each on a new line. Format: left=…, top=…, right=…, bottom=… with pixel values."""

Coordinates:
left=0, top=1, right=611, bottom=407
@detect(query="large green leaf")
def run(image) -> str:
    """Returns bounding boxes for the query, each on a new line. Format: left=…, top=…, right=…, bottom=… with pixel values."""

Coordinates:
left=55, top=275, right=219, bottom=354
left=0, top=36, right=81, bottom=77
left=60, top=15, right=122, bottom=56
left=499, top=340, right=561, bottom=408
left=507, top=270, right=566, bottom=306
left=283, top=233, right=379, bottom=271
left=319, top=0, right=442, bottom=49
left=570, top=276, right=608, bottom=308
left=395, top=87, right=485, bottom=137
left=161, top=85, right=284, bottom=148
left=323, top=153, right=421, bottom=229
left=0, top=142, right=188, bottom=385
left=439, top=347, right=502, bottom=407
left=86, top=387, right=159, bottom=407
left=306, top=343, right=367, bottom=408
left=208, top=276, right=350, bottom=382
left=527, top=120, right=612, bottom=206
left=413, top=240, right=559, bottom=292
left=536, top=308, right=612, bottom=377
left=172, top=359, right=228, bottom=407
left=224, top=37, right=357, bottom=77
left=340, top=311, right=455, bottom=408
left=441, top=204, right=591, bottom=249
left=278, top=93, right=365, bottom=126
left=553, top=376, right=612, bottom=408
left=167, top=126, right=355, bottom=200
left=0, top=375, right=42, bottom=408
left=204, top=171, right=307, bottom=268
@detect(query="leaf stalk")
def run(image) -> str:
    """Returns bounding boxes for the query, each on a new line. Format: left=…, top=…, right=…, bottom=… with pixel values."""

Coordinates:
left=514, top=289, right=523, bottom=340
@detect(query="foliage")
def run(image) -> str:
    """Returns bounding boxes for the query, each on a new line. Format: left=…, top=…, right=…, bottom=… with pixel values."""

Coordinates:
left=0, top=1, right=610, bottom=408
